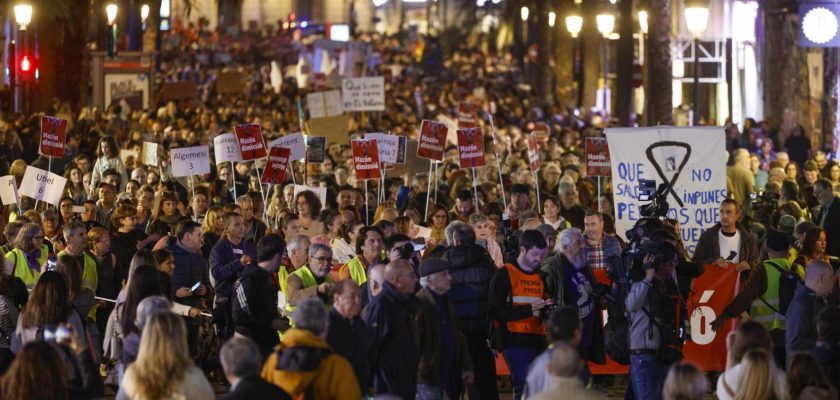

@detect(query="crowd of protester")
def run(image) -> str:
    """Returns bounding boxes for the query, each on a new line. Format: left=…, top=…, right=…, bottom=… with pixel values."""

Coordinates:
left=0, top=15, right=837, bottom=400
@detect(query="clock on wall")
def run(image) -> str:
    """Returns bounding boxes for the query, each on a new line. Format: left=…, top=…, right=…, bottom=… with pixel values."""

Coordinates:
left=800, top=2, right=840, bottom=47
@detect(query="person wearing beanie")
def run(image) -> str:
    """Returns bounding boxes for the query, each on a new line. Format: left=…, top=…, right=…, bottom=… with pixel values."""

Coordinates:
left=414, top=258, right=474, bottom=399
left=711, top=229, right=802, bottom=367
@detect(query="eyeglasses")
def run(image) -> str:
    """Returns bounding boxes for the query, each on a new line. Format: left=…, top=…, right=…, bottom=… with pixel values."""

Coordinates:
left=60, top=204, right=73, bottom=209
left=311, top=256, right=333, bottom=264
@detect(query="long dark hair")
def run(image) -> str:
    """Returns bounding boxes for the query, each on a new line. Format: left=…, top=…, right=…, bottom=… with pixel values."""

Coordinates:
left=0, top=342, right=69, bottom=400
left=21, top=272, right=71, bottom=329
left=801, top=227, right=827, bottom=258
left=120, top=265, right=163, bottom=336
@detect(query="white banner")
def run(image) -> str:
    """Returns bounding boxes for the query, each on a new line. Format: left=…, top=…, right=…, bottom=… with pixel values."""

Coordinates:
left=606, top=127, right=727, bottom=254
left=269, top=133, right=306, bottom=161
left=0, top=176, right=19, bottom=207
left=341, top=77, right=385, bottom=111
left=19, top=167, right=67, bottom=206
left=365, top=132, right=399, bottom=164
left=307, top=90, right=343, bottom=118
left=214, top=133, right=243, bottom=164
left=170, top=146, right=211, bottom=177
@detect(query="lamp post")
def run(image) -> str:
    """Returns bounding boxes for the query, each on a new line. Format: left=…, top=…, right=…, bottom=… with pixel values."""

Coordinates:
left=14, top=4, right=33, bottom=115
left=140, top=4, right=150, bottom=31
left=685, top=1, right=709, bottom=126
left=107, top=3, right=118, bottom=57
left=566, top=14, right=583, bottom=108
left=521, top=6, right=529, bottom=43
left=596, top=12, right=615, bottom=117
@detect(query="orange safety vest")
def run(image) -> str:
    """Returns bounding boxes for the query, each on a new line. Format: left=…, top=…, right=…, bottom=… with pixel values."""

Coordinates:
left=504, top=263, right=547, bottom=335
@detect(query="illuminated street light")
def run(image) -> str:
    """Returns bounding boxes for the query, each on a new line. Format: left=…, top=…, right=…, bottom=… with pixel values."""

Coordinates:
left=638, top=10, right=649, bottom=34
left=521, top=6, right=529, bottom=22
left=106, top=3, right=118, bottom=25
left=548, top=11, right=556, bottom=28
left=14, top=4, right=33, bottom=30
left=565, top=15, right=583, bottom=38
left=596, top=13, right=615, bottom=38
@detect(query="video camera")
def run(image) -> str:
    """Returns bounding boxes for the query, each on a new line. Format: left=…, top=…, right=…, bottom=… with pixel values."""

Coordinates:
left=750, top=189, right=779, bottom=226
left=637, top=179, right=671, bottom=219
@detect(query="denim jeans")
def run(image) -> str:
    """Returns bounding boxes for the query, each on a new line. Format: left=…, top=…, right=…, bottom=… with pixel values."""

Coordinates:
left=416, top=384, right=443, bottom=400
left=503, top=347, right=540, bottom=400
left=629, top=353, right=668, bottom=400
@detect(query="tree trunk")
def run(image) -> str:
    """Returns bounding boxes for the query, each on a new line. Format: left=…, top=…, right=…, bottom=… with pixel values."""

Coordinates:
left=614, top=0, right=634, bottom=126
left=534, top=0, right=554, bottom=109
left=553, top=0, right=574, bottom=109
left=36, top=0, right=90, bottom=113
left=648, top=0, right=673, bottom=125
left=580, top=0, right=601, bottom=111
left=823, top=48, right=838, bottom=152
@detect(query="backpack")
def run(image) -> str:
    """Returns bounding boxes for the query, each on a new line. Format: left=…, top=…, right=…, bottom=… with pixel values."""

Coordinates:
left=758, top=260, right=800, bottom=316
left=604, top=252, right=634, bottom=365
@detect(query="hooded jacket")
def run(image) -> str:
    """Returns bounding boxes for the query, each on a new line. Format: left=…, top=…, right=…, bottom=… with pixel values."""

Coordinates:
left=443, top=243, right=495, bottom=337
left=165, top=236, right=211, bottom=309
left=260, top=328, right=361, bottom=400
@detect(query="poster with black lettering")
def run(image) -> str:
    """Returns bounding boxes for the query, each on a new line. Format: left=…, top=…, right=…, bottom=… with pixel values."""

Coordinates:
left=234, top=124, right=268, bottom=161
left=457, top=127, right=486, bottom=169
left=214, top=133, right=243, bottom=164
left=170, top=146, right=211, bottom=177
left=262, top=147, right=291, bottom=185
left=351, top=139, right=382, bottom=180
left=39, top=116, right=67, bottom=158
left=19, top=166, right=67, bottom=206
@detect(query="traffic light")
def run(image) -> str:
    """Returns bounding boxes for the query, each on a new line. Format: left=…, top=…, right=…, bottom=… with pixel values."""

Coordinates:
left=19, top=54, right=34, bottom=81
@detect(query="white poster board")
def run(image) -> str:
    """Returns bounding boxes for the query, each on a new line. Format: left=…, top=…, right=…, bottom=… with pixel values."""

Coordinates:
left=104, top=73, right=150, bottom=111
left=307, top=90, right=343, bottom=118
left=0, top=176, right=19, bottom=208
left=341, top=77, right=385, bottom=111
left=365, top=133, right=399, bottom=164
left=214, top=133, right=243, bottom=164
left=142, top=142, right=158, bottom=166
left=19, top=166, right=67, bottom=206
left=170, top=146, right=211, bottom=177
left=606, top=127, right=726, bottom=254
left=269, top=133, right=306, bottom=161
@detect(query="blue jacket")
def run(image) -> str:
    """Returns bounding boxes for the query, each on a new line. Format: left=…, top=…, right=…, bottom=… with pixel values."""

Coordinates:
left=209, top=237, right=257, bottom=302
left=166, top=237, right=211, bottom=308
left=785, top=282, right=826, bottom=365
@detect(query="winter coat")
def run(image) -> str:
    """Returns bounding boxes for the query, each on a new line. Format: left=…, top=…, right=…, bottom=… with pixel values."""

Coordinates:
left=442, top=243, right=495, bottom=338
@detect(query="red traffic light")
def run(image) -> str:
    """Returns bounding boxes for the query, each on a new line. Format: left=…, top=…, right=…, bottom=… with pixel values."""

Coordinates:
left=20, top=56, right=31, bottom=72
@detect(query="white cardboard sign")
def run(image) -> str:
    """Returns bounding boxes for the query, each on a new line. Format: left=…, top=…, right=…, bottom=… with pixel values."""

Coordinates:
left=0, top=176, right=19, bottom=208
left=214, top=133, right=243, bottom=164
left=142, top=142, right=158, bottom=166
left=293, top=185, right=327, bottom=208
left=365, top=132, right=400, bottom=164
left=307, top=90, right=343, bottom=118
left=341, top=77, right=385, bottom=111
left=269, top=133, right=306, bottom=161
left=170, top=146, right=211, bottom=177
left=19, top=166, right=67, bottom=206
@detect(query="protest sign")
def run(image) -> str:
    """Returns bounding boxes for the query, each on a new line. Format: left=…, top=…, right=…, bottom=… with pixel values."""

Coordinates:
left=533, top=122, right=550, bottom=143
left=391, top=140, right=429, bottom=176
left=366, top=133, right=399, bottom=164
left=214, top=133, right=243, bottom=164
left=170, top=146, right=211, bottom=177
left=457, top=127, right=486, bottom=169
left=293, top=185, right=327, bottom=209
left=351, top=139, right=382, bottom=180
left=234, top=124, right=268, bottom=161
left=527, top=133, right=541, bottom=172
left=417, top=120, right=447, bottom=161
left=309, top=115, right=351, bottom=144
left=306, top=136, right=327, bottom=163
left=307, top=90, right=343, bottom=118
left=261, top=147, right=291, bottom=185
left=120, top=149, right=138, bottom=165
left=19, top=166, right=67, bottom=206
left=269, top=132, right=306, bottom=161
left=142, top=142, right=158, bottom=166
left=313, top=73, right=327, bottom=91
left=457, top=102, right=478, bottom=128
left=39, top=116, right=67, bottom=158
left=396, top=136, right=408, bottom=164
left=682, top=263, right=741, bottom=371
left=0, top=176, right=19, bottom=208
left=606, top=127, right=726, bottom=254
left=585, top=137, right=611, bottom=177
left=342, top=77, right=385, bottom=111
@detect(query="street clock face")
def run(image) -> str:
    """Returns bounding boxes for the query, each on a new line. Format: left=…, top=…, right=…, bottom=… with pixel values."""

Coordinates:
left=802, top=7, right=839, bottom=44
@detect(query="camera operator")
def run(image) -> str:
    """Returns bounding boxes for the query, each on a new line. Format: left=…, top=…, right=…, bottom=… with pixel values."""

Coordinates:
left=626, top=242, right=685, bottom=400
left=692, top=199, right=758, bottom=278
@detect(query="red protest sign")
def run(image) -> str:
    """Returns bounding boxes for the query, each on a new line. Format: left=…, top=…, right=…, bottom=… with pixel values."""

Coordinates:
left=352, top=139, right=382, bottom=180
left=585, top=137, right=611, bottom=177
left=39, top=116, right=67, bottom=158
left=457, top=127, right=486, bottom=169
left=533, top=122, right=550, bottom=143
left=417, top=120, right=447, bottom=161
left=527, top=132, right=541, bottom=172
left=457, top=102, right=479, bottom=128
left=261, top=147, right=291, bottom=185
left=234, top=124, right=268, bottom=161
left=682, top=263, right=741, bottom=371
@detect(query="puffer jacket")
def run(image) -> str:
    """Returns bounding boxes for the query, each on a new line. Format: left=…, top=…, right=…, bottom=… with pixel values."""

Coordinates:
left=165, top=236, right=211, bottom=308
left=443, top=243, right=495, bottom=338
left=260, top=328, right=361, bottom=400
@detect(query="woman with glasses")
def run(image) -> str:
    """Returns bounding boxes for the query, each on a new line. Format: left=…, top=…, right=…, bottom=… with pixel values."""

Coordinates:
left=4, top=223, right=49, bottom=288
left=40, top=209, right=63, bottom=250
left=425, top=204, right=450, bottom=247
left=296, top=190, right=324, bottom=239
left=58, top=197, right=76, bottom=227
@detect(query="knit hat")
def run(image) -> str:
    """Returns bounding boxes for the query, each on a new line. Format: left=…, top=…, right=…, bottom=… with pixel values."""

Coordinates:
left=766, top=229, right=791, bottom=252
left=419, top=258, right=449, bottom=277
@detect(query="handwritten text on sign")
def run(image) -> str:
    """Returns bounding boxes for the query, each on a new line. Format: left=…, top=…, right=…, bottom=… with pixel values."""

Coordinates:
left=214, top=133, right=243, bottom=164
left=0, top=176, right=19, bottom=207
left=39, top=116, right=68, bottom=158
left=606, top=127, right=726, bottom=255
left=170, top=146, right=211, bottom=177
left=19, top=166, right=67, bottom=206
left=366, top=133, right=400, bottom=164
left=342, top=77, right=385, bottom=111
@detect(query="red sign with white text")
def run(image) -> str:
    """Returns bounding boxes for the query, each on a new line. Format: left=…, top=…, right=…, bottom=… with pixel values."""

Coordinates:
left=457, top=102, right=479, bottom=128
left=527, top=132, right=541, bottom=172
left=39, top=116, right=67, bottom=158
left=585, top=137, right=612, bottom=177
left=261, top=147, right=291, bottom=185
left=352, top=139, right=382, bottom=180
left=457, top=127, right=486, bottom=169
left=417, top=120, right=447, bottom=161
left=234, top=124, right=268, bottom=161
left=533, top=122, right=550, bottom=143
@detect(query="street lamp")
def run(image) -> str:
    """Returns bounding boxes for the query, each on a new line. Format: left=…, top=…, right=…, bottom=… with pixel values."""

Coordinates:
left=548, top=11, right=556, bottom=28
left=140, top=4, right=150, bottom=31
left=14, top=4, right=33, bottom=30
left=638, top=10, right=649, bottom=34
left=565, top=15, right=583, bottom=38
left=106, top=3, right=118, bottom=57
left=596, top=12, right=615, bottom=117
left=566, top=14, right=583, bottom=108
left=684, top=1, right=709, bottom=126
left=520, top=6, right=529, bottom=22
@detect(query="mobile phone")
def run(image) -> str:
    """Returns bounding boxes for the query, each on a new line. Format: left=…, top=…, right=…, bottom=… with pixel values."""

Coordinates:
left=191, top=282, right=201, bottom=292
left=46, top=255, right=57, bottom=271
left=411, top=238, right=426, bottom=252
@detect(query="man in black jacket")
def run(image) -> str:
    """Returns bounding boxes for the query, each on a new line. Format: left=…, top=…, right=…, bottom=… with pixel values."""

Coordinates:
left=442, top=221, right=499, bottom=400
left=692, top=199, right=758, bottom=279
left=233, top=234, right=285, bottom=358
left=210, top=212, right=258, bottom=341
left=364, top=259, right=420, bottom=400
left=813, top=178, right=840, bottom=257
left=221, top=337, right=290, bottom=400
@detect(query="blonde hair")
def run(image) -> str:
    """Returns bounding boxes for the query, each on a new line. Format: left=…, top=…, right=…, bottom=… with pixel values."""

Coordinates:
left=662, top=362, right=709, bottom=400
left=201, top=206, right=224, bottom=235
left=734, top=350, right=786, bottom=400
left=87, top=227, right=109, bottom=249
left=126, top=312, right=193, bottom=400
